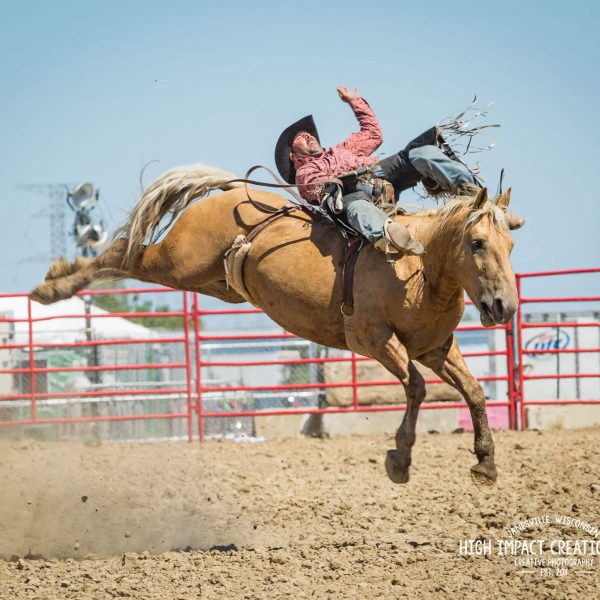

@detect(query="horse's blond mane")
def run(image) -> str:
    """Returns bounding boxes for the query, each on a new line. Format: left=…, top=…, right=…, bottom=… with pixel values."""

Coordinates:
left=408, top=196, right=509, bottom=233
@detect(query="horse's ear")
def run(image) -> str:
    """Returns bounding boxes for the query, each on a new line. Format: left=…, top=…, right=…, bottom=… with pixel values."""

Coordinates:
left=472, top=187, right=488, bottom=210
left=497, top=187, right=512, bottom=209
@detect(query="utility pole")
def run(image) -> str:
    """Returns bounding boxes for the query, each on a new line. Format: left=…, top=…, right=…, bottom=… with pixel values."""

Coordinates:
left=66, top=183, right=107, bottom=442
left=67, top=183, right=107, bottom=258
left=22, top=181, right=108, bottom=441
left=65, top=183, right=107, bottom=386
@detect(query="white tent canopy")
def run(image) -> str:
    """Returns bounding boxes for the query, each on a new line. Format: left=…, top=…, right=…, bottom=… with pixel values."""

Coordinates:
left=0, top=296, right=158, bottom=344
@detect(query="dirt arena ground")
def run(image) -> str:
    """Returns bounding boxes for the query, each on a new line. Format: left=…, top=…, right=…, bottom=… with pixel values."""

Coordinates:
left=0, top=427, right=598, bottom=599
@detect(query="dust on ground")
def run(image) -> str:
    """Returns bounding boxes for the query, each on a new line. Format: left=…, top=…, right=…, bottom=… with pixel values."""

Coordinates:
left=0, top=427, right=598, bottom=599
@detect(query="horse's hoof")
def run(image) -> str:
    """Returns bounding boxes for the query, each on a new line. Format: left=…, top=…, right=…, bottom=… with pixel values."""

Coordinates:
left=385, top=450, right=410, bottom=484
left=470, top=462, right=497, bottom=487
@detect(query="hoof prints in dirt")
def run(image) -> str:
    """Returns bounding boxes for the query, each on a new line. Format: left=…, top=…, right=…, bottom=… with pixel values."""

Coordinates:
left=0, top=429, right=599, bottom=599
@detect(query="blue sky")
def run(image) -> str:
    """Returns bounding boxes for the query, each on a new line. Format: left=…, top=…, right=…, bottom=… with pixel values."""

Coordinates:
left=0, top=0, right=598, bottom=301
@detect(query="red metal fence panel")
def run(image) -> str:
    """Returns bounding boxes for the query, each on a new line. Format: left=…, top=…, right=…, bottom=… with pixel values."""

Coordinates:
left=0, top=288, right=194, bottom=440
left=514, top=268, right=600, bottom=429
left=0, top=267, right=597, bottom=439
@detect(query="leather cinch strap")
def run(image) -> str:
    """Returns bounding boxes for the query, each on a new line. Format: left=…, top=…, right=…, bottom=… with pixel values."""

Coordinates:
left=339, top=238, right=370, bottom=357
left=340, top=237, right=364, bottom=316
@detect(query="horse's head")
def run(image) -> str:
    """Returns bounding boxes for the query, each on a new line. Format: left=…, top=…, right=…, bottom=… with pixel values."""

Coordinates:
left=456, top=188, right=518, bottom=327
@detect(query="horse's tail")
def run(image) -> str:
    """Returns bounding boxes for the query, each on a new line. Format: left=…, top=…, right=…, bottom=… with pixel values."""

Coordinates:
left=115, top=163, right=243, bottom=268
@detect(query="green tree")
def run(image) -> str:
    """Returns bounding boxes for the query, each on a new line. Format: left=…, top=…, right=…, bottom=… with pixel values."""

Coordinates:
left=91, top=280, right=188, bottom=330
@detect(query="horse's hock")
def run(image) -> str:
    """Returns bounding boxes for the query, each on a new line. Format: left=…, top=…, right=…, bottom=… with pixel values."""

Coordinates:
left=324, top=361, right=461, bottom=406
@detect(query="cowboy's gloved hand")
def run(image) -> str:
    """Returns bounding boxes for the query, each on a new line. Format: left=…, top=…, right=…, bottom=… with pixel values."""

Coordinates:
left=320, top=183, right=344, bottom=214
left=337, top=85, right=360, bottom=103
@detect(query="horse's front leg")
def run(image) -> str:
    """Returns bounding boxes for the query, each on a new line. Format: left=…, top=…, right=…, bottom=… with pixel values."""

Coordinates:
left=361, top=330, right=425, bottom=484
left=418, top=335, right=497, bottom=484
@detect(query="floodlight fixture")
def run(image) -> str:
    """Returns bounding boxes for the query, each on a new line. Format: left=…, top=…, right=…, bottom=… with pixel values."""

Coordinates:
left=67, top=182, right=97, bottom=211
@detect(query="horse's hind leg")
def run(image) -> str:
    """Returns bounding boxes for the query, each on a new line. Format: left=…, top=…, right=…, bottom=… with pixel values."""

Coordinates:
left=418, top=335, right=497, bottom=484
left=31, top=231, right=227, bottom=304
left=30, top=239, right=133, bottom=304
left=31, top=255, right=102, bottom=304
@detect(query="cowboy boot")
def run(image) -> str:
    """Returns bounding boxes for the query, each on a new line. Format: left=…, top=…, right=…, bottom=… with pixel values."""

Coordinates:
left=373, top=220, right=424, bottom=256
left=457, top=183, right=525, bottom=230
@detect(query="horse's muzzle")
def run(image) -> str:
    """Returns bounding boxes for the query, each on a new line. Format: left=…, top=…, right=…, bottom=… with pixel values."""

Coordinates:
left=479, top=295, right=517, bottom=326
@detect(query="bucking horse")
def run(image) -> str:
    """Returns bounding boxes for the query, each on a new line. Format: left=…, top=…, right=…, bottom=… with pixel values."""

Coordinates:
left=30, top=163, right=518, bottom=485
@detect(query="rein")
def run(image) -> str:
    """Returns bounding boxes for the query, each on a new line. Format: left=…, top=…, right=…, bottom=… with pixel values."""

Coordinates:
left=226, top=164, right=343, bottom=217
left=239, top=204, right=300, bottom=245
left=226, top=165, right=317, bottom=215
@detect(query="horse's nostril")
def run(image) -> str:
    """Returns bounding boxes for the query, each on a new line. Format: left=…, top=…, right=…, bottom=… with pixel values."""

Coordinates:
left=480, top=300, right=492, bottom=319
left=493, top=298, right=504, bottom=321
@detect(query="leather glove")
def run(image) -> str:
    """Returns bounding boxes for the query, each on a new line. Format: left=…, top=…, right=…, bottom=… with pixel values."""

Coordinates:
left=320, top=182, right=344, bottom=214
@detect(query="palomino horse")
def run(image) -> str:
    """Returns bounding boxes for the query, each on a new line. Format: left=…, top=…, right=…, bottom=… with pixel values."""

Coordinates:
left=30, top=164, right=518, bottom=484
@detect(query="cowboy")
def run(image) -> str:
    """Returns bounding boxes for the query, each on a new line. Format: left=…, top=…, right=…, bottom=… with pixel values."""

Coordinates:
left=275, top=86, right=522, bottom=256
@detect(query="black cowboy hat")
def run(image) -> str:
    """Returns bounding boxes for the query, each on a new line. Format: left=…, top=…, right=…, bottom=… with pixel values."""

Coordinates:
left=274, top=115, right=320, bottom=184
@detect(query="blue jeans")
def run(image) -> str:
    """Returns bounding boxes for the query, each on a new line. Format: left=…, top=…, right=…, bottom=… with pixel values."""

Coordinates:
left=408, top=145, right=475, bottom=191
left=340, top=146, right=475, bottom=242
left=342, top=192, right=388, bottom=243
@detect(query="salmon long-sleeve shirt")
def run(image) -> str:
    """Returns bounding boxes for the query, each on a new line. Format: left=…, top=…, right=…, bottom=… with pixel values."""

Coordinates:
left=294, top=97, right=383, bottom=203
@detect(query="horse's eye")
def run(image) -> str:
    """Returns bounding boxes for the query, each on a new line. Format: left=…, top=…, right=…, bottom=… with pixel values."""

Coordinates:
left=471, top=239, right=485, bottom=252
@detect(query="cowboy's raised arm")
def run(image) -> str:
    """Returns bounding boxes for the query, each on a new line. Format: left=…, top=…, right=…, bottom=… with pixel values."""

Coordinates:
left=335, top=86, right=383, bottom=157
